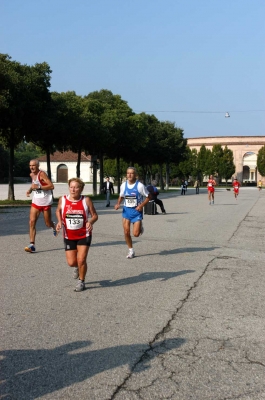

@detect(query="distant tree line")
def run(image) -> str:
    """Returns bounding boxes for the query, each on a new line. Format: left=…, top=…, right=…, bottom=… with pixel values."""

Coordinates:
left=176, top=144, right=236, bottom=185
left=2, top=54, right=261, bottom=199
left=0, top=54, right=187, bottom=199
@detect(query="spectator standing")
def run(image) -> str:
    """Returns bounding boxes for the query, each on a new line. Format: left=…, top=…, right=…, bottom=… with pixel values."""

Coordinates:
left=194, top=179, right=200, bottom=194
left=181, top=180, right=187, bottom=195
left=102, top=177, right=114, bottom=207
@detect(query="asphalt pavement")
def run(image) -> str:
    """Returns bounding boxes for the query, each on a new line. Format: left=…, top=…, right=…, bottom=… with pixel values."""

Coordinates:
left=1, top=186, right=265, bottom=399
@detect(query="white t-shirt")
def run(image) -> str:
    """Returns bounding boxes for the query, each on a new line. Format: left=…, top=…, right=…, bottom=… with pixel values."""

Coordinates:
left=120, top=181, right=149, bottom=198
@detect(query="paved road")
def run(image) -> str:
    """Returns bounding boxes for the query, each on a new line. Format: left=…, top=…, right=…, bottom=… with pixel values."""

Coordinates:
left=1, top=187, right=265, bottom=399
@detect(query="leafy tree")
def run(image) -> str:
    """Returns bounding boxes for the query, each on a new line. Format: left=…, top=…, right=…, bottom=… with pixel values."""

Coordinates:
left=220, top=145, right=235, bottom=183
left=14, top=142, right=43, bottom=177
left=211, top=144, right=224, bottom=178
left=0, top=54, right=51, bottom=199
left=0, top=143, right=9, bottom=182
left=103, top=158, right=128, bottom=184
left=177, top=147, right=198, bottom=181
left=257, top=145, right=265, bottom=177
left=85, top=90, right=134, bottom=193
left=197, top=145, right=212, bottom=181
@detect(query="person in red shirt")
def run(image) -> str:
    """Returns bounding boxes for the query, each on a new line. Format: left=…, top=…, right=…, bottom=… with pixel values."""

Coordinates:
left=232, top=177, right=240, bottom=199
left=207, top=175, right=216, bottom=205
left=56, top=178, right=98, bottom=292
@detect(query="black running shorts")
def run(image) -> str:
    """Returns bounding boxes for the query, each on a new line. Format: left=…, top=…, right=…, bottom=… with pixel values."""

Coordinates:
left=64, top=236, right=92, bottom=251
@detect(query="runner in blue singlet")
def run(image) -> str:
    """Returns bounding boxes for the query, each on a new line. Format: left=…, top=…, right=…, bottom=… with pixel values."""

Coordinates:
left=114, top=167, right=151, bottom=259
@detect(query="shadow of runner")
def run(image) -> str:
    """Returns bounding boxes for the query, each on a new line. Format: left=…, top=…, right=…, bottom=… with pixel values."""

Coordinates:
left=140, top=246, right=220, bottom=257
left=87, top=270, right=195, bottom=288
left=0, top=338, right=185, bottom=400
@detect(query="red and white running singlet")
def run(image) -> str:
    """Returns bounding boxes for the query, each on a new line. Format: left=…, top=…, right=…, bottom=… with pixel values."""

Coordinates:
left=32, top=171, right=53, bottom=207
left=207, top=179, right=215, bottom=192
left=61, top=195, right=91, bottom=240
left=233, top=181, right=240, bottom=193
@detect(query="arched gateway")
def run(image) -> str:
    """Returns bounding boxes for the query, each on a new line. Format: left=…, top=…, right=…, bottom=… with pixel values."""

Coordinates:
left=187, top=136, right=265, bottom=184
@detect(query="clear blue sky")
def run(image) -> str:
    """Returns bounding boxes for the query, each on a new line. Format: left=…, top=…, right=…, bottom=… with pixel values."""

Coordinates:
left=1, top=0, right=264, bottom=138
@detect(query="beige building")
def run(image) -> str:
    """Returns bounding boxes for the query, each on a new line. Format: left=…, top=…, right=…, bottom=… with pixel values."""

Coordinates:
left=38, top=151, right=99, bottom=183
left=187, top=136, right=265, bottom=184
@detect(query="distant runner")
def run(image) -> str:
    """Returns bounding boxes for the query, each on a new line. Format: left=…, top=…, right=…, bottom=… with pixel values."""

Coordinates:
left=232, top=177, right=240, bottom=200
left=207, top=175, right=216, bottom=205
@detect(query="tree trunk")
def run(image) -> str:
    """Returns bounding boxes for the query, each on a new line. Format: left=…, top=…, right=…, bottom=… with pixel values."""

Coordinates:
left=165, top=163, right=170, bottom=190
left=76, top=149, right=81, bottom=178
left=8, top=129, right=15, bottom=201
left=92, top=155, right=97, bottom=196
left=159, top=165, right=164, bottom=190
left=117, top=156, right=121, bottom=194
left=46, top=148, right=51, bottom=180
left=99, top=152, right=104, bottom=189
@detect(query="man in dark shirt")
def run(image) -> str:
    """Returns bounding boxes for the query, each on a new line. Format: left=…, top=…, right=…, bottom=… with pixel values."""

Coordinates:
left=102, top=177, right=114, bottom=207
left=146, top=185, right=166, bottom=214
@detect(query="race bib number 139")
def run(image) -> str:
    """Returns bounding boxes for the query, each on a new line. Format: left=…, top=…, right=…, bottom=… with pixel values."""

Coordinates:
left=65, top=214, right=84, bottom=230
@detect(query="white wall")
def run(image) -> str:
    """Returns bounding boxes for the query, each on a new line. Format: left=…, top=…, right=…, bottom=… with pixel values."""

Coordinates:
left=39, top=161, right=99, bottom=183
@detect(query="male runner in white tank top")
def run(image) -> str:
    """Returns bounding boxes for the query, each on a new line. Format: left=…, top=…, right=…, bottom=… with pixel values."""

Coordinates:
left=25, top=159, right=57, bottom=253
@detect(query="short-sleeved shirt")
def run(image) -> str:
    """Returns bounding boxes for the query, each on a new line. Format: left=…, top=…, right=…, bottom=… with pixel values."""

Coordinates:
left=120, top=180, right=149, bottom=222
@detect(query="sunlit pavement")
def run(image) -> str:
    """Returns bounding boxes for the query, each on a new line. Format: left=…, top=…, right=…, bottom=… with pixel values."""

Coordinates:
left=1, top=187, right=265, bottom=399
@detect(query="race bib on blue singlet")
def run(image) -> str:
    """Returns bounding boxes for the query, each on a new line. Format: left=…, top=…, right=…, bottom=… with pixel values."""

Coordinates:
left=124, top=195, right=137, bottom=208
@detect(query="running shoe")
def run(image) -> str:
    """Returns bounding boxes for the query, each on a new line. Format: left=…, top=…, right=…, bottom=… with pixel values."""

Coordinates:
left=52, top=222, right=58, bottom=237
left=75, top=280, right=85, bottom=292
left=25, top=244, right=36, bottom=253
left=162, top=211, right=166, bottom=214
left=73, top=267, right=79, bottom=279
left=126, top=250, right=135, bottom=259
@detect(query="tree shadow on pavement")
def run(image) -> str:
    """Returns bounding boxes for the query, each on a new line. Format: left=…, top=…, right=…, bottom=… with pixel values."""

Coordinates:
left=0, top=338, right=185, bottom=400
left=87, top=270, right=195, bottom=288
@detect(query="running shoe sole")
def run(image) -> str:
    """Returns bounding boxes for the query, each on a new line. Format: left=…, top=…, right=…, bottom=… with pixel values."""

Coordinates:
left=25, top=246, right=36, bottom=253
left=75, top=281, right=85, bottom=292
left=126, top=252, right=135, bottom=259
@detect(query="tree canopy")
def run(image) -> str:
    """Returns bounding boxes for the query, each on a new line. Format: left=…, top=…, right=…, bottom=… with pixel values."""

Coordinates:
left=0, top=54, right=52, bottom=199
left=257, top=145, right=265, bottom=177
left=1, top=52, right=254, bottom=197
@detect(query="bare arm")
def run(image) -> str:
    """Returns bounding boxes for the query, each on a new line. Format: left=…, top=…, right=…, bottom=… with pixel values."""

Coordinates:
left=114, top=196, right=124, bottom=210
left=55, top=197, right=63, bottom=231
left=85, top=197, right=98, bottom=233
left=136, top=193, right=152, bottom=212
left=33, top=171, right=54, bottom=191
